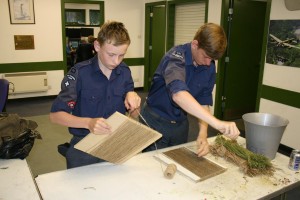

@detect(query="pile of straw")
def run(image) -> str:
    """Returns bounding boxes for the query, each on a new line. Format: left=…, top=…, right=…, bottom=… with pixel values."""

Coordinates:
left=210, top=135, right=275, bottom=177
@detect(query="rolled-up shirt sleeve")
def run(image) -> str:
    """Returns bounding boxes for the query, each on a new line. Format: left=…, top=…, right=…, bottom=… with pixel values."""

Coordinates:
left=164, top=51, right=190, bottom=99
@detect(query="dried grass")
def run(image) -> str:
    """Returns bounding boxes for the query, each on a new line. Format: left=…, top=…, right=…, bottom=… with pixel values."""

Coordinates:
left=210, top=135, right=275, bottom=177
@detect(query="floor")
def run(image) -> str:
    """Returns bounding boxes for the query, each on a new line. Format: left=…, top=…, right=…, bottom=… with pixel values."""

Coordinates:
left=4, top=91, right=299, bottom=199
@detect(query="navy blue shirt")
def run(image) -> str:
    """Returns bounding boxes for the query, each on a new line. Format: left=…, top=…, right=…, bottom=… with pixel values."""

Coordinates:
left=147, top=43, right=216, bottom=122
left=51, top=56, right=134, bottom=137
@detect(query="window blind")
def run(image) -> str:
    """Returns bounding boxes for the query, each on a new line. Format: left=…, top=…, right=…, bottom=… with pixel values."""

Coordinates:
left=174, top=2, right=206, bottom=45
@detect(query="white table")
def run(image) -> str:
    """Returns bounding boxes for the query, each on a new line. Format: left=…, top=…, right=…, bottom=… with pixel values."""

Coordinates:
left=0, top=159, right=40, bottom=200
left=35, top=137, right=300, bottom=200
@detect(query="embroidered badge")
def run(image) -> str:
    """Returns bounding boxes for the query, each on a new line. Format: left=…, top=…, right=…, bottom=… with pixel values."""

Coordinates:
left=64, top=81, right=70, bottom=87
left=67, top=101, right=76, bottom=109
left=67, top=74, right=76, bottom=81
left=171, top=51, right=183, bottom=59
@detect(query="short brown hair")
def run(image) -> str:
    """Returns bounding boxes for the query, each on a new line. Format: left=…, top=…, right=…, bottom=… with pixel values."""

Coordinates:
left=97, top=21, right=131, bottom=47
left=193, top=23, right=227, bottom=59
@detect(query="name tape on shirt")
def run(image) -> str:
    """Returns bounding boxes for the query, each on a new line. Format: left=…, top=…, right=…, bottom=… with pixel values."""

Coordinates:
left=171, top=51, right=184, bottom=59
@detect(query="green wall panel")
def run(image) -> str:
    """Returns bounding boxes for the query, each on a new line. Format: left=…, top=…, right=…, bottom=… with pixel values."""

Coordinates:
left=0, top=58, right=144, bottom=74
left=0, top=61, right=64, bottom=73
left=123, top=58, right=144, bottom=66
left=261, top=85, right=300, bottom=109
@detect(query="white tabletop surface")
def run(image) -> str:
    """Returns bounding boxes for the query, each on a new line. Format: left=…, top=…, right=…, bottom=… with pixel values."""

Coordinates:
left=35, top=136, right=300, bottom=200
left=0, top=159, right=40, bottom=200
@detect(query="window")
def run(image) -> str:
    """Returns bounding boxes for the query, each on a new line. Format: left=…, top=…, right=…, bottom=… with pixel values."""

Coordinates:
left=89, top=10, right=100, bottom=26
left=65, top=9, right=86, bottom=26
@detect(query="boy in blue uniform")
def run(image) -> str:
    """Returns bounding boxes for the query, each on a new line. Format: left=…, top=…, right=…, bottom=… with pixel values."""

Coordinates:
left=141, top=23, right=240, bottom=156
left=50, top=21, right=141, bottom=168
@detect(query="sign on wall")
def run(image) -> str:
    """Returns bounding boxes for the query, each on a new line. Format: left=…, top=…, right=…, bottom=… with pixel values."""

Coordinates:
left=266, top=20, right=300, bottom=67
left=14, top=35, right=35, bottom=50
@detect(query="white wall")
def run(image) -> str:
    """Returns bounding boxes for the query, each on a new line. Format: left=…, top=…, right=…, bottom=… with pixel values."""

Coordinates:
left=0, top=0, right=223, bottom=98
left=0, top=0, right=64, bottom=99
left=0, top=0, right=146, bottom=98
left=103, top=0, right=145, bottom=87
left=207, top=0, right=222, bottom=114
left=260, top=0, right=300, bottom=149
left=207, top=0, right=222, bottom=24
left=0, top=0, right=63, bottom=63
left=263, top=1, right=300, bottom=94
left=104, top=0, right=145, bottom=58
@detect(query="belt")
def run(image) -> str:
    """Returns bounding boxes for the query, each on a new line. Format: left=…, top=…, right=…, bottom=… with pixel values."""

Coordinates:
left=144, top=103, right=181, bottom=124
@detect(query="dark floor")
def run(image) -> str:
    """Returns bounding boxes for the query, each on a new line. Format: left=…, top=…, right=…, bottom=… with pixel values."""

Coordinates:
left=4, top=91, right=300, bottom=199
left=5, top=96, right=56, bottom=117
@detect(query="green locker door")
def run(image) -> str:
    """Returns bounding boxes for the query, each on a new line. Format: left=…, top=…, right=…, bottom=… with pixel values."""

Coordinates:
left=218, top=0, right=267, bottom=120
left=144, top=4, right=166, bottom=91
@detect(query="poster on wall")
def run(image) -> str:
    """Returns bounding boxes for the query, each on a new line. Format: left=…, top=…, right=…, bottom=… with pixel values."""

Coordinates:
left=266, top=20, right=300, bottom=67
left=8, top=0, right=35, bottom=24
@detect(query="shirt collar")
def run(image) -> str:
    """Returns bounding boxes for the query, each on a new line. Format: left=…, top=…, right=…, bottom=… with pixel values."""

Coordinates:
left=92, top=56, right=122, bottom=76
left=185, top=43, right=194, bottom=67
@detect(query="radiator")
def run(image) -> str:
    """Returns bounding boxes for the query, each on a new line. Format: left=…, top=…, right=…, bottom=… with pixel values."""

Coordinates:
left=4, top=72, right=48, bottom=94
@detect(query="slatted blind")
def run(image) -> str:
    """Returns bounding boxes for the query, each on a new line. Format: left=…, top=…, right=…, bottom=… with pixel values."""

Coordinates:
left=174, top=2, right=206, bottom=45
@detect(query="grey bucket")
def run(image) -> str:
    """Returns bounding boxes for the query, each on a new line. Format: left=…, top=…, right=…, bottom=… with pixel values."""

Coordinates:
left=242, top=113, right=289, bottom=160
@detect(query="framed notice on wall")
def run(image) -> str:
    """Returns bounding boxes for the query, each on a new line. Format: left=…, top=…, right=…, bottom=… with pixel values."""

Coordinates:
left=8, top=0, right=35, bottom=24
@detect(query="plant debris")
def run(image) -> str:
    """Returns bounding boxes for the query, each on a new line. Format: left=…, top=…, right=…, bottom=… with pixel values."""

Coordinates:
left=210, top=135, right=275, bottom=177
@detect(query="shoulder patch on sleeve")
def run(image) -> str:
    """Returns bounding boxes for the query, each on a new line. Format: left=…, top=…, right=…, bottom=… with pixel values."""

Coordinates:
left=69, top=67, right=77, bottom=74
left=171, top=51, right=184, bottom=59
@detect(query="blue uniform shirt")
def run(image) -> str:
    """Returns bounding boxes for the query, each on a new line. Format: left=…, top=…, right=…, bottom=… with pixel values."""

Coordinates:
left=146, top=43, right=216, bottom=122
left=51, top=56, right=134, bottom=137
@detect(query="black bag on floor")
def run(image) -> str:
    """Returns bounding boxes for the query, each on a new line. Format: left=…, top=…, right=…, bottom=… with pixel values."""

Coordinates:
left=0, top=113, right=41, bottom=159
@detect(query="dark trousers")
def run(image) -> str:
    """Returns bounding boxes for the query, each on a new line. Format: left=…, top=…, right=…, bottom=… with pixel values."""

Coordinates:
left=140, top=103, right=189, bottom=152
left=65, top=136, right=105, bottom=169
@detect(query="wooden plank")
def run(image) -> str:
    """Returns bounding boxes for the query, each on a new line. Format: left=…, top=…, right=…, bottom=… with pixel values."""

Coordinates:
left=156, top=147, right=227, bottom=182
left=75, top=112, right=162, bottom=164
